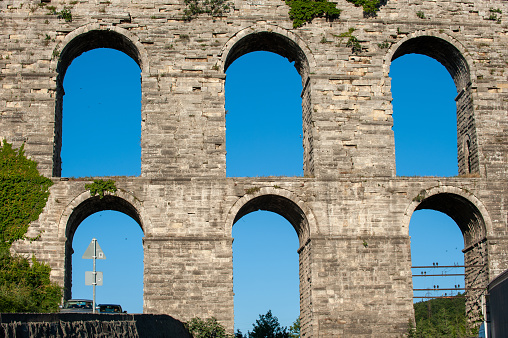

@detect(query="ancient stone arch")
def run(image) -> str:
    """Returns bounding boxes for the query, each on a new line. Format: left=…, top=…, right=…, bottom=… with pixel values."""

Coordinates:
left=2, top=0, right=508, bottom=336
left=221, top=26, right=316, bottom=175
left=226, top=187, right=315, bottom=333
left=225, top=187, right=315, bottom=242
left=53, top=25, right=148, bottom=177
left=404, top=185, right=492, bottom=322
left=57, top=189, right=147, bottom=300
left=386, top=31, right=479, bottom=176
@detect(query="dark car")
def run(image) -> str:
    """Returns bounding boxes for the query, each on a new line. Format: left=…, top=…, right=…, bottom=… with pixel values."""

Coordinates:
left=60, top=299, right=94, bottom=313
left=98, top=304, right=126, bottom=313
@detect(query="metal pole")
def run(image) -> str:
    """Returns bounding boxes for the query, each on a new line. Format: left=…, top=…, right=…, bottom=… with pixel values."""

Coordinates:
left=93, top=238, right=97, bottom=314
left=482, top=294, right=488, bottom=338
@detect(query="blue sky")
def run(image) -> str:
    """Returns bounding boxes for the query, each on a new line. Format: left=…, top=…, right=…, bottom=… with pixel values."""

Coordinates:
left=62, top=48, right=464, bottom=333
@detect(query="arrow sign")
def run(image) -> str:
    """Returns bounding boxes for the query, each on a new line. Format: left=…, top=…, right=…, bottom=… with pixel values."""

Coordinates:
left=82, top=239, right=106, bottom=259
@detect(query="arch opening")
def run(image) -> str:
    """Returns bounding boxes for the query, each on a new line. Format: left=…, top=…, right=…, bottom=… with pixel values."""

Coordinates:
left=224, top=32, right=314, bottom=177
left=54, top=30, right=142, bottom=177
left=64, top=195, right=144, bottom=308
left=233, top=194, right=309, bottom=244
left=231, top=194, right=311, bottom=336
left=233, top=211, right=299, bottom=335
left=410, top=192, right=488, bottom=326
left=390, top=36, right=478, bottom=176
left=224, top=32, right=309, bottom=78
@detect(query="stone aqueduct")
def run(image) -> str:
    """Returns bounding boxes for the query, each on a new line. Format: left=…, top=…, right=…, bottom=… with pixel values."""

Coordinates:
left=1, top=0, right=508, bottom=335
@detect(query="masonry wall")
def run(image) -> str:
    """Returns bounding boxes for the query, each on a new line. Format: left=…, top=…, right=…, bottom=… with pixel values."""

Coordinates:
left=2, top=0, right=508, bottom=336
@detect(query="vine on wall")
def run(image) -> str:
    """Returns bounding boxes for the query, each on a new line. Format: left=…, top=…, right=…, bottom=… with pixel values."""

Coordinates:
left=0, top=140, right=61, bottom=312
left=0, top=141, right=53, bottom=248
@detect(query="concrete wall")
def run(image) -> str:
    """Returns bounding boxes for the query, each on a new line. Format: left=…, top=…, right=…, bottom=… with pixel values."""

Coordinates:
left=1, top=0, right=508, bottom=336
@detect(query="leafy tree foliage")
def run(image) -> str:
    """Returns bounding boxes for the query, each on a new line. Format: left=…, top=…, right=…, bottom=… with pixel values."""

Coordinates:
left=0, top=249, right=62, bottom=312
left=285, top=0, right=341, bottom=28
left=237, top=310, right=290, bottom=338
left=186, top=317, right=234, bottom=338
left=289, top=317, right=300, bottom=338
left=0, top=141, right=61, bottom=312
left=411, top=295, right=479, bottom=337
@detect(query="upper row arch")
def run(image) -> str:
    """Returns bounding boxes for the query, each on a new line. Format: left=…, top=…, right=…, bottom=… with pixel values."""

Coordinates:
left=384, top=30, right=476, bottom=91
left=218, top=23, right=315, bottom=77
left=57, top=24, right=150, bottom=79
left=58, top=25, right=475, bottom=88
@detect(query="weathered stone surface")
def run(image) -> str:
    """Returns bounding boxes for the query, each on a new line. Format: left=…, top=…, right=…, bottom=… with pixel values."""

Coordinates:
left=1, top=0, right=508, bottom=336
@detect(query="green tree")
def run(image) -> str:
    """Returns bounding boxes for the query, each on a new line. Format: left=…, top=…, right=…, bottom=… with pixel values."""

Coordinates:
left=289, top=317, right=300, bottom=338
left=186, top=317, right=234, bottom=338
left=0, top=140, right=61, bottom=312
left=411, top=295, right=478, bottom=337
left=243, top=310, right=290, bottom=338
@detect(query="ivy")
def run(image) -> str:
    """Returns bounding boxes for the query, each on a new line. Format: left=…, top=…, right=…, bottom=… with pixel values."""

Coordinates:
left=285, top=0, right=341, bottom=28
left=85, top=179, right=117, bottom=199
left=0, top=140, right=61, bottom=312
left=183, top=0, right=233, bottom=20
left=0, top=141, right=53, bottom=249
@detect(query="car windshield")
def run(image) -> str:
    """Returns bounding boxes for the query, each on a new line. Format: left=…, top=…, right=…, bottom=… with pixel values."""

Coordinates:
left=100, top=305, right=121, bottom=313
left=64, top=300, right=92, bottom=309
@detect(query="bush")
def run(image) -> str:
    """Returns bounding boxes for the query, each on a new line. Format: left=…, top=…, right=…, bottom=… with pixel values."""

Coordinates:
left=186, top=317, right=234, bottom=338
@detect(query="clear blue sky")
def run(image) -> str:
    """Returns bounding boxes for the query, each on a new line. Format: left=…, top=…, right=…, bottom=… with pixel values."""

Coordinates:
left=62, top=47, right=464, bottom=333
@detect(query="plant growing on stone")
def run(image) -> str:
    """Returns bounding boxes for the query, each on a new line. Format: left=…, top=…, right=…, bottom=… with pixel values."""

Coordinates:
left=412, top=190, right=426, bottom=203
left=45, top=5, right=57, bottom=15
left=338, top=28, right=362, bottom=55
left=416, top=11, right=425, bottom=19
left=285, top=0, right=341, bottom=28
left=245, top=187, right=261, bottom=194
left=486, top=9, right=502, bottom=22
left=184, top=0, right=233, bottom=20
left=346, top=0, right=380, bottom=15
left=85, top=179, right=117, bottom=199
left=58, top=8, right=72, bottom=22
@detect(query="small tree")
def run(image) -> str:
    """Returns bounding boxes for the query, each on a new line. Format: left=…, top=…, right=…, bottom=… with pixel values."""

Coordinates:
left=186, top=317, right=234, bottom=338
left=246, top=310, right=290, bottom=338
left=289, top=317, right=300, bottom=338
